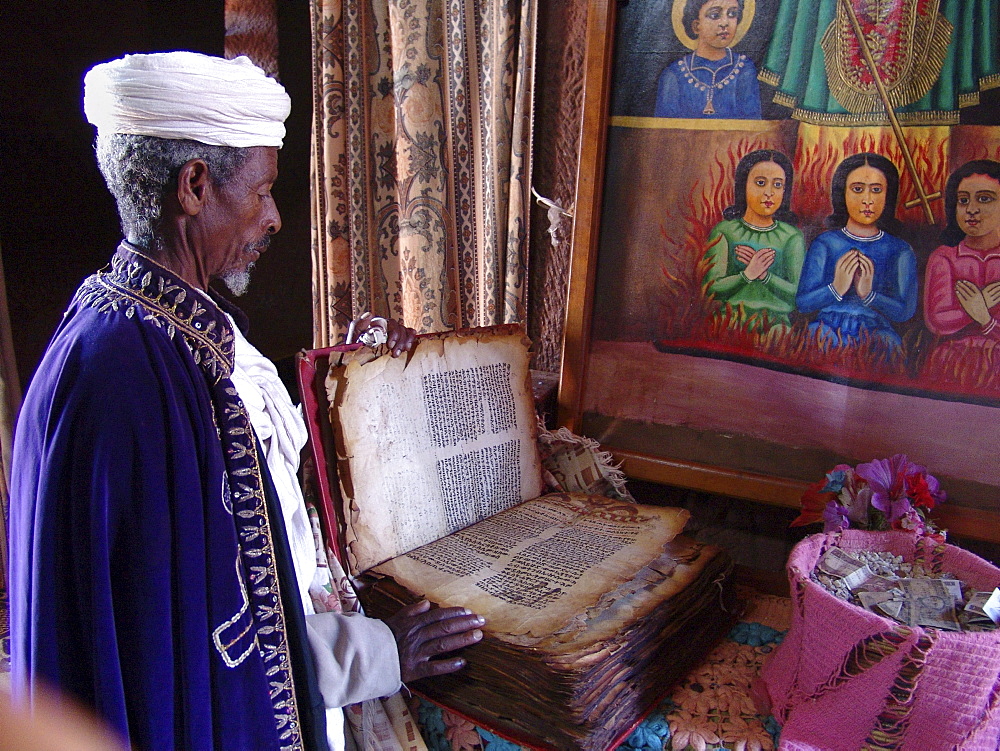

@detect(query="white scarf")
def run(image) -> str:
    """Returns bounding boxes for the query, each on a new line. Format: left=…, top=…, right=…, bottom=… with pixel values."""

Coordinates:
left=226, top=318, right=318, bottom=615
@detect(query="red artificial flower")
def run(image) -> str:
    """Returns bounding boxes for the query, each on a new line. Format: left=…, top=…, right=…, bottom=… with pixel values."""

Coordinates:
left=791, top=480, right=837, bottom=527
left=906, top=471, right=942, bottom=509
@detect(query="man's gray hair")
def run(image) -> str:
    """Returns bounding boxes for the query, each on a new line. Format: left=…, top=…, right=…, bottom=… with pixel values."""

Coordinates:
left=95, top=133, right=251, bottom=249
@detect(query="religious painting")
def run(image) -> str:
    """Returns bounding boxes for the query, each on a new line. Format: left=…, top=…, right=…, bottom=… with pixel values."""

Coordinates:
left=564, top=0, right=1000, bottom=530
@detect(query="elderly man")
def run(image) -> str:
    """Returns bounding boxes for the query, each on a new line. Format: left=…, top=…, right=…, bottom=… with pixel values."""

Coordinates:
left=9, top=52, right=483, bottom=751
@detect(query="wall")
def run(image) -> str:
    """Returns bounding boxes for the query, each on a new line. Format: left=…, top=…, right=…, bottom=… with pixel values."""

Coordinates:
left=0, top=0, right=314, bottom=390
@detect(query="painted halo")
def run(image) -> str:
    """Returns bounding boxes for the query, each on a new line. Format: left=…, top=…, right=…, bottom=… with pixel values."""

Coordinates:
left=672, top=0, right=756, bottom=50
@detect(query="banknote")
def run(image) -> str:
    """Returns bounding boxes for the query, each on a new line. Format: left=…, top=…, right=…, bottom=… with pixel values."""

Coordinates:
left=939, top=579, right=964, bottom=607
left=964, top=592, right=997, bottom=625
left=853, top=573, right=897, bottom=593
left=899, top=578, right=962, bottom=631
left=842, top=564, right=876, bottom=592
left=985, top=588, right=1000, bottom=623
left=818, top=547, right=864, bottom=578
left=857, top=590, right=903, bottom=620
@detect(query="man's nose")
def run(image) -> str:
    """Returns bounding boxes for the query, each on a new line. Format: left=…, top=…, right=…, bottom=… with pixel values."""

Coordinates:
left=266, top=206, right=282, bottom=235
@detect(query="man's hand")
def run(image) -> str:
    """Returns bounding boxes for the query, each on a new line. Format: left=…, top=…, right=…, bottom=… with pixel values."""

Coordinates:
left=351, top=313, right=417, bottom=357
left=384, top=318, right=416, bottom=357
left=385, top=600, right=485, bottom=683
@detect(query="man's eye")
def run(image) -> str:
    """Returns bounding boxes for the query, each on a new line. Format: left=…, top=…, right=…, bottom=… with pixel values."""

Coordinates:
left=958, top=197, right=969, bottom=205
left=978, top=195, right=996, bottom=204
left=872, top=186, right=883, bottom=193
left=774, top=181, right=784, bottom=189
left=755, top=178, right=766, bottom=186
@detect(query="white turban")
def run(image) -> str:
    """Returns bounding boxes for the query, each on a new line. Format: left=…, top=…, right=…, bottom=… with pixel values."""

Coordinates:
left=83, top=51, right=291, bottom=148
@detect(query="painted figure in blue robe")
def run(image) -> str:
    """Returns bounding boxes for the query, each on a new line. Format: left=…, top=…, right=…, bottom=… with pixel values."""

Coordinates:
left=655, top=0, right=762, bottom=119
left=796, top=153, right=918, bottom=350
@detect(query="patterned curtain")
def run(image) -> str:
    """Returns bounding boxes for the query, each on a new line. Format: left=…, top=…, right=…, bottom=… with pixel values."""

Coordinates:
left=310, top=0, right=537, bottom=344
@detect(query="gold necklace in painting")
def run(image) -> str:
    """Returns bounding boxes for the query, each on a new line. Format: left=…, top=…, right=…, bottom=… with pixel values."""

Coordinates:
left=684, top=49, right=738, bottom=115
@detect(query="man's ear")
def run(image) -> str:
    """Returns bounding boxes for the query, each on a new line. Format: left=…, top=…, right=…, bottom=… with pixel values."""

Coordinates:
left=176, top=159, right=211, bottom=217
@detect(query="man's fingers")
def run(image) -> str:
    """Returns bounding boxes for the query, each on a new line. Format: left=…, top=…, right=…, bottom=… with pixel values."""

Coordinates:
left=407, top=656, right=467, bottom=682
left=396, top=599, right=432, bottom=618
left=407, top=605, right=482, bottom=629
left=385, top=321, right=417, bottom=357
left=415, top=627, right=484, bottom=661
left=389, top=602, right=485, bottom=641
left=410, top=612, right=485, bottom=649
left=390, top=601, right=485, bottom=682
left=955, top=279, right=975, bottom=294
left=400, top=656, right=462, bottom=683
left=397, top=328, right=416, bottom=356
left=404, top=626, right=484, bottom=680
left=386, top=327, right=400, bottom=352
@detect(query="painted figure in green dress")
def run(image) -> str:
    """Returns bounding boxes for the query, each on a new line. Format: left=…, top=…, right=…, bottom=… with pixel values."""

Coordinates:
left=759, top=0, right=999, bottom=125
left=703, top=149, right=805, bottom=331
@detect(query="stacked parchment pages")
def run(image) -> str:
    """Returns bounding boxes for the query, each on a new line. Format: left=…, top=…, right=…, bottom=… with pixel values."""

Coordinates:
left=324, top=326, right=737, bottom=751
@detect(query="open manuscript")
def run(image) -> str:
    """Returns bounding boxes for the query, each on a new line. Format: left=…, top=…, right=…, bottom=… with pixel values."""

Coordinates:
left=324, top=326, right=736, bottom=751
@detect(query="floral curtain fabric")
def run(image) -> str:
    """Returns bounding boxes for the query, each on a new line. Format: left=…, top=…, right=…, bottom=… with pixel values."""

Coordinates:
left=310, top=0, right=536, bottom=344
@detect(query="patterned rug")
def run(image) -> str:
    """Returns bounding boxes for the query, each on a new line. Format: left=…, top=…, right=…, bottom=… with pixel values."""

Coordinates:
left=414, top=589, right=791, bottom=751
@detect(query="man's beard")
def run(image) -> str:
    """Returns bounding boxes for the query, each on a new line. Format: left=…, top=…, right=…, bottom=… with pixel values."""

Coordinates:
left=219, top=236, right=270, bottom=296
left=220, top=263, right=254, bottom=296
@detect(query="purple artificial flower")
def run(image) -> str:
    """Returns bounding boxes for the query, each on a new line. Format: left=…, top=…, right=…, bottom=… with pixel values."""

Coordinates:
left=856, top=454, right=916, bottom=523
left=822, top=501, right=849, bottom=533
left=835, top=466, right=872, bottom=527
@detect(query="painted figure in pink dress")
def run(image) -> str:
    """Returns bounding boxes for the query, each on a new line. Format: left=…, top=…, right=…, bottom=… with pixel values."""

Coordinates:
left=923, top=160, right=1000, bottom=372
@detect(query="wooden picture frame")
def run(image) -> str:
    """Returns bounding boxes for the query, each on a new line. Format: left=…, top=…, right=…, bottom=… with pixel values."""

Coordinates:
left=559, top=0, right=1000, bottom=544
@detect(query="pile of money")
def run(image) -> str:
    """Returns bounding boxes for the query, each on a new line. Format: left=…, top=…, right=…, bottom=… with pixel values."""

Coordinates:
left=812, top=547, right=1000, bottom=633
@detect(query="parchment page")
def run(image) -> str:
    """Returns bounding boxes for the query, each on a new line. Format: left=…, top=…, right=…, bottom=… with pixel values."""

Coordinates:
left=328, top=328, right=544, bottom=573
left=371, top=492, right=690, bottom=637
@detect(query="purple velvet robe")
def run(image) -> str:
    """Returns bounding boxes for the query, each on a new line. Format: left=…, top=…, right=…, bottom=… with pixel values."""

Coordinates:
left=9, top=245, right=317, bottom=750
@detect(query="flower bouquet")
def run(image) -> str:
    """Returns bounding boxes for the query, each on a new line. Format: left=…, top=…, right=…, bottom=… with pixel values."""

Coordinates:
left=790, top=454, right=946, bottom=538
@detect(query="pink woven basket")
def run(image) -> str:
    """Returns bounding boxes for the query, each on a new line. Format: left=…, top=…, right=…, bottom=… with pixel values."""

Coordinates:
left=761, top=530, right=1000, bottom=750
